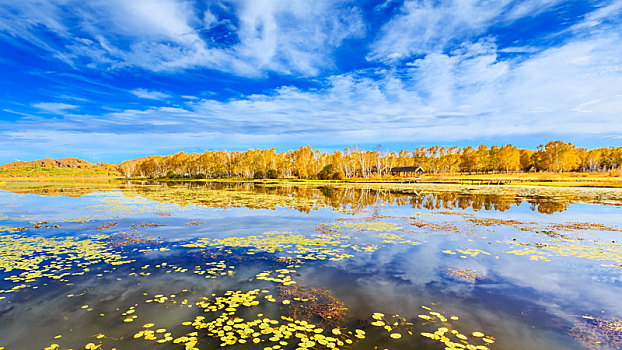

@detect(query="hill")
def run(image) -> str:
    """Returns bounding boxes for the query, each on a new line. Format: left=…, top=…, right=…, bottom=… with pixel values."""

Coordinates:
left=0, top=158, right=118, bottom=177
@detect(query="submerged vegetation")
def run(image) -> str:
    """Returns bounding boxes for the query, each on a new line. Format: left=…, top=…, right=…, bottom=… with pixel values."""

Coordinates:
left=569, top=316, right=622, bottom=350
left=276, top=285, right=347, bottom=327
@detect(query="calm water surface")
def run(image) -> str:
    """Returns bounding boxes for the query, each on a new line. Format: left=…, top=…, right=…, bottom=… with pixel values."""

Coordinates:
left=1, top=180, right=621, bottom=350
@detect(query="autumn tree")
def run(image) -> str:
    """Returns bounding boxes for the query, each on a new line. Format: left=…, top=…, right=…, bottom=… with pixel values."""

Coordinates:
left=498, top=145, right=520, bottom=173
left=519, top=149, right=534, bottom=171
left=460, top=147, right=476, bottom=173
left=541, top=141, right=580, bottom=172
left=120, top=141, right=609, bottom=179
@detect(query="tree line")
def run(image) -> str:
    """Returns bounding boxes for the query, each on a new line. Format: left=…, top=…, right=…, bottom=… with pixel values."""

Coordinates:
left=118, top=141, right=622, bottom=179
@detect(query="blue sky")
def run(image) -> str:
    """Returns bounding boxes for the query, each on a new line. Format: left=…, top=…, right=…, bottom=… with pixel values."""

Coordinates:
left=1, top=0, right=621, bottom=164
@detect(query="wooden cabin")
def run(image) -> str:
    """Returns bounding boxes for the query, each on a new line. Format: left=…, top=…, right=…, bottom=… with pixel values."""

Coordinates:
left=390, top=166, right=424, bottom=177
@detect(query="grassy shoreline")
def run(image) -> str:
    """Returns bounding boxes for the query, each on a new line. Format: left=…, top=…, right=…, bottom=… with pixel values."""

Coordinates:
left=127, top=172, right=622, bottom=188
left=1, top=172, right=621, bottom=188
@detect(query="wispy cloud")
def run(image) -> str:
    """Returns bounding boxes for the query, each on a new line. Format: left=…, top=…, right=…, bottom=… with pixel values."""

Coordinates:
left=9, top=26, right=622, bottom=152
left=130, top=88, right=171, bottom=100
left=31, top=102, right=79, bottom=113
left=0, top=0, right=364, bottom=76
left=181, top=95, right=199, bottom=100
left=367, top=0, right=565, bottom=62
left=567, top=0, right=622, bottom=32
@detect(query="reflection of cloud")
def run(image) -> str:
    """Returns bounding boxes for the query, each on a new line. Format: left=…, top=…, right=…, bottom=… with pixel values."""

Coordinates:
left=326, top=222, right=622, bottom=331
left=493, top=252, right=622, bottom=317
left=3, top=186, right=622, bottom=348
left=0, top=264, right=237, bottom=348
left=309, top=244, right=571, bottom=349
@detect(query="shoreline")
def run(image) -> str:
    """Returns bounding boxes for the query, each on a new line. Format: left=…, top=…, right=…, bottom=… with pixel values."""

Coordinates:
left=1, top=174, right=621, bottom=189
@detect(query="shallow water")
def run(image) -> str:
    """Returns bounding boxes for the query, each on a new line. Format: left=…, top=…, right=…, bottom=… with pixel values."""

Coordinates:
left=1, top=180, right=621, bottom=350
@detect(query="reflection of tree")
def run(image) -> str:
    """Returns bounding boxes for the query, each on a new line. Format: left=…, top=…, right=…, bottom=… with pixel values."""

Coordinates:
left=3, top=180, right=614, bottom=214
left=118, top=182, right=578, bottom=214
left=529, top=200, right=569, bottom=214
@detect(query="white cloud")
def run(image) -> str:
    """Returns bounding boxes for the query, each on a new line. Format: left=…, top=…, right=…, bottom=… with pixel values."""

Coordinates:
left=367, top=0, right=565, bottom=62
left=0, top=0, right=364, bottom=76
left=231, top=0, right=365, bottom=75
left=499, top=46, right=539, bottom=53
left=31, top=102, right=79, bottom=113
left=9, top=28, right=621, bottom=154
left=130, top=88, right=171, bottom=100
left=567, top=0, right=622, bottom=32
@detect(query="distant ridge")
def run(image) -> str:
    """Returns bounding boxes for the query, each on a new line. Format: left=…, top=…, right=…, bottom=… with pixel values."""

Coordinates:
left=0, top=157, right=111, bottom=170
left=0, top=158, right=118, bottom=177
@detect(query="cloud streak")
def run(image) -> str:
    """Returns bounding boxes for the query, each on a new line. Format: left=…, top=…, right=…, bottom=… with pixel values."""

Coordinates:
left=130, top=89, right=171, bottom=100
left=31, top=102, right=80, bottom=114
left=367, top=0, right=565, bottom=62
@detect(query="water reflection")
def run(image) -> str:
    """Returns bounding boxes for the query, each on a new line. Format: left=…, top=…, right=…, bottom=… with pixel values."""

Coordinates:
left=1, top=180, right=622, bottom=349
left=3, top=179, right=622, bottom=214
left=102, top=181, right=622, bottom=214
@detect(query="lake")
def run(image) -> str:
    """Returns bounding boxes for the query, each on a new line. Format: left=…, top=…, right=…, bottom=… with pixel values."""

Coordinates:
left=1, top=180, right=621, bottom=350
